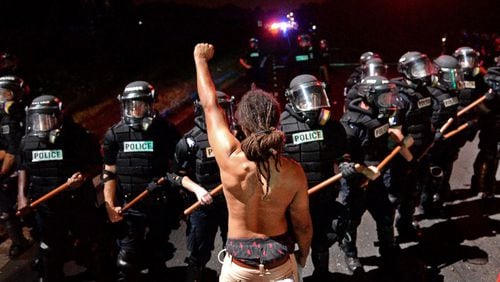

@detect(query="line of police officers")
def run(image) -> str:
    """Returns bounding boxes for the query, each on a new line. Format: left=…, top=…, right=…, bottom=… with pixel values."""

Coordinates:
left=0, top=43, right=497, bottom=282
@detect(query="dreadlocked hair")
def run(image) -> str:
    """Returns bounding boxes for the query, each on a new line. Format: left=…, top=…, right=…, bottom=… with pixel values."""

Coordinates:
left=236, top=89, right=284, bottom=197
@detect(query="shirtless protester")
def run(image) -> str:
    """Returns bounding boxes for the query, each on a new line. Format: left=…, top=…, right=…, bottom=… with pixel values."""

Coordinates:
left=194, top=43, right=312, bottom=282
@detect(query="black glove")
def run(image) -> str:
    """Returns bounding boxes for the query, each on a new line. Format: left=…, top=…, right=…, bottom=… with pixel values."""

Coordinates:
left=146, top=178, right=163, bottom=192
left=165, top=172, right=184, bottom=188
left=339, top=162, right=357, bottom=179
left=433, top=131, right=443, bottom=142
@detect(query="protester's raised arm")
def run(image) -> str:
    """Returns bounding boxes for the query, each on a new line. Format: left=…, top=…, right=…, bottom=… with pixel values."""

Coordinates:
left=194, top=43, right=239, bottom=165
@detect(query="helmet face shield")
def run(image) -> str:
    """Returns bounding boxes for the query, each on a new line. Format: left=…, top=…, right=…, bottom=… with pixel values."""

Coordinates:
left=373, top=84, right=400, bottom=109
left=457, top=53, right=478, bottom=69
left=410, top=58, right=435, bottom=79
left=29, top=113, right=59, bottom=136
left=364, top=63, right=387, bottom=77
left=0, top=88, right=12, bottom=104
left=121, top=99, right=153, bottom=129
left=440, top=68, right=465, bottom=90
left=288, top=81, right=330, bottom=112
left=123, top=100, right=150, bottom=119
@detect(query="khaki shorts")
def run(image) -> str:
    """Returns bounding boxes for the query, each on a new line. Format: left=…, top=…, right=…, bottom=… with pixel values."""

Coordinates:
left=219, top=253, right=300, bottom=282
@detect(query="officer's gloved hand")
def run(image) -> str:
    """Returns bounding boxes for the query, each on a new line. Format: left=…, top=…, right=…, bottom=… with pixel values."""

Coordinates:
left=339, top=162, right=357, bottom=179
left=165, top=172, right=184, bottom=188
left=147, top=178, right=163, bottom=192
left=433, top=131, right=444, bottom=142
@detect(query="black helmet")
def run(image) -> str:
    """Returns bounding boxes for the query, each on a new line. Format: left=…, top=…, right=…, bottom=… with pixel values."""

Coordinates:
left=397, top=51, right=436, bottom=85
left=357, top=75, right=400, bottom=117
left=194, top=91, right=235, bottom=131
left=0, top=53, right=18, bottom=75
left=0, top=75, right=29, bottom=108
left=249, top=37, right=259, bottom=49
left=118, top=81, right=156, bottom=130
left=360, top=51, right=381, bottom=65
left=453, top=46, right=480, bottom=77
left=433, top=55, right=464, bottom=90
left=285, top=74, right=331, bottom=125
left=297, top=34, right=312, bottom=48
left=26, top=95, right=62, bottom=140
left=362, top=58, right=387, bottom=77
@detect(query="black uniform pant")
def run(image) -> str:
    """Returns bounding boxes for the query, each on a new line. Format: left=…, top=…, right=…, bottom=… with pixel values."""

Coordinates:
left=34, top=188, right=111, bottom=282
left=116, top=195, right=177, bottom=282
left=185, top=197, right=228, bottom=267
left=472, top=112, right=499, bottom=195
left=338, top=170, right=396, bottom=258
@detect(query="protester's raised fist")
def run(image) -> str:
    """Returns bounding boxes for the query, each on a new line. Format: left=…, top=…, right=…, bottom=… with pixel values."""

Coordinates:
left=194, top=43, right=215, bottom=62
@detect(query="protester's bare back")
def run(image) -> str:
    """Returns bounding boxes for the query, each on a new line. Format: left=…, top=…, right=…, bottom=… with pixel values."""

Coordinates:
left=219, top=150, right=306, bottom=239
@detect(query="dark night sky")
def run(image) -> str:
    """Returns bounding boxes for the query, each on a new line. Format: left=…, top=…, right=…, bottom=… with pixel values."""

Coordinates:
left=147, top=0, right=325, bottom=10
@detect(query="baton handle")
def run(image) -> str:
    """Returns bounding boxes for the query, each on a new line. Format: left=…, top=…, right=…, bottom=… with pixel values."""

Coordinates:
left=183, top=184, right=224, bottom=215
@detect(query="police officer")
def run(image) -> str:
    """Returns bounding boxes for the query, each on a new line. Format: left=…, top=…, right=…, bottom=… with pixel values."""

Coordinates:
left=17, top=95, right=110, bottom=281
left=103, top=81, right=182, bottom=281
left=470, top=67, right=500, bottom=200
left=421, top=55, right=464, bottom=215
left=338, top=76, right=401, bottom=273
left=453, top=47, right=493, bottom=194
left=287, top=34, right=322, bottom=81
left=318, top=39, right=332, bottom=86
left=389, top=51, right=435, bottom=240
left=345, top=57, right=387, bottom=112
left=0, top=76, right=31, bottom=258
left=279, top=74, right=347, bottom=279
left=345, top=51, right=381, bottom=96
left=174, top=91, right=234, bottom=282
left=239, top=37, right=268, bottom=90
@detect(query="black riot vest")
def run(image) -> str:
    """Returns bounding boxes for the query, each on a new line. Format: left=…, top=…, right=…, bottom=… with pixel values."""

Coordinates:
left=185, top=126, right=221, bottom=190
left=429, top=86, right=459, bottom=128
left=111, top=122, right=165, bottom=198
left=395, top=82, right=433, bottom=150
left=341, top=101, right=391, bottom=164
left=21, top=133, right=81, bottom=197
left=459, top=74, right=488, bottom=110
left=280, top=106, right=339, bottom=187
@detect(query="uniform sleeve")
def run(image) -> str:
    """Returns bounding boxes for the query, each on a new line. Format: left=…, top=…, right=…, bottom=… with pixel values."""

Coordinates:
left=17, top=138, right=28, bottom=170
left=3, top=108, right=25, bottom=155
left=102, top=128, right=119, bottom=165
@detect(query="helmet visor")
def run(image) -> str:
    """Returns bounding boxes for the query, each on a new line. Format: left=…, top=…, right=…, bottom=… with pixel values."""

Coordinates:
left=289, top=81, right=330, bottom=111
left=364, top=64, right=387, bottom=77
left=374, top=84, right=400, bottom=108
left=441, top=68, right=465, bottom=90
left=123, top=100, right=150, bottom=119
left=30, top=113, right=58, bottom=133
left=457, top=54, right=478, bottom=69
left=410, top=59, right=435, bottom=78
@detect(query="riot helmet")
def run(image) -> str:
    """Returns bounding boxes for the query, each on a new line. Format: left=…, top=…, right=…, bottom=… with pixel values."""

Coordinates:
left=362, top=58, right=387, bottom=77
left=118, top=81, right=156, bottom=131
left=357, top=75, right=400, bottom=118
left=433, top=55, right=464, bottom=91
left=297, top=34, right=312, bottom=49
left=453, top=46, right=480, bottom=77
left=398, top=51, right=436, bottom=86
left=249, top=37, right=259, bottom=50
left=360, top=51, right=381, bottom=66
left=0, top=53, right=18, bottom=75
left=194, top=91, right=235, bottom=131
left=319, top=39, right=329, bottom=50
left=26, top=95, right=62, bottom=141
left=0, top=75, right=29, bottom=111
left=285, top=74, right=331, bottom=125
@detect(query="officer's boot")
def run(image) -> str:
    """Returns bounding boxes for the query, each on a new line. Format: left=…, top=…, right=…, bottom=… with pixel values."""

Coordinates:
left=340, top=228, right=364, bottom=274
left=472, top=152, right=498, bottom=198
left=2, top=212, right=31, bottom=258
left=311, top=250, right=330, bottom=279
left=377, top=224, right=400, bottom=270
left=186, top=264, right=204, bottom=282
